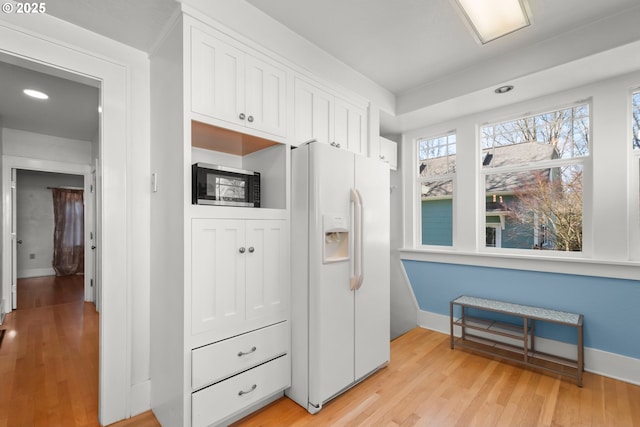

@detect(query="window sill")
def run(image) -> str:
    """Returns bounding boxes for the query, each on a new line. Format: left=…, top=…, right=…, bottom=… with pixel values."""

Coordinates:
left=399, top=248, right=640, bottom=281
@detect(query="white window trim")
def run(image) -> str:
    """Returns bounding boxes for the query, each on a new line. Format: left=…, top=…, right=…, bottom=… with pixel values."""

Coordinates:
left=401, top=73, right=640, bottom=279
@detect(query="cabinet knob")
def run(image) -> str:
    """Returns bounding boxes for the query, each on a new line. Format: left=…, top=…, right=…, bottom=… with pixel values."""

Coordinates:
left=247, top=115, right=254, bottom=123
left=380, top=155, right=386, bottom=160
left=239, top=247, right=246, bottom=254
left=248, top=246, right=255, bottom=253
left=239, top=113, right=246, bottom=120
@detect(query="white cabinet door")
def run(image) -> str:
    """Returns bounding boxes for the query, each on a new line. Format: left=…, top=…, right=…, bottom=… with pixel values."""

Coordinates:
left=294, top=77, right=368, bottom=156
left=191, top=28, right=288, bottom=137
left=245, top=220, right=288, bottom=320
left=191, top=28, right=245, bottom=127
left=191, top=219, right=246, bottom=336
left=334, top=97, right=367, bottom=156
left=191, top=219, right=288, bottom=336
left=245, top=56, right=287, bottom=137
left=379, top=137, right=398, bottom=170
left=294, top=78, right=334, bottom=145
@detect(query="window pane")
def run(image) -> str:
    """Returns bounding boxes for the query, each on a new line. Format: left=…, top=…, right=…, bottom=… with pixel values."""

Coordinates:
left=485, top=165, right=583, bottom=251
left=633, top=91, right=640, bottom=150
left=421, top=179, right=453, bottom=246
left=481, top=104, right=589, bottom=168
left=418, top=134, right=456, bottom=177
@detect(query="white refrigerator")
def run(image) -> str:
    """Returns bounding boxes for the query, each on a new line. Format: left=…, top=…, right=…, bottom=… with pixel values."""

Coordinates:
left=287, top=141, right=390, bottom=414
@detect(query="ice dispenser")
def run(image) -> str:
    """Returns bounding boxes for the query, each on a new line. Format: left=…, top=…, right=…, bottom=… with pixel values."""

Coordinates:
left=322, top=214, right=349, bottom=263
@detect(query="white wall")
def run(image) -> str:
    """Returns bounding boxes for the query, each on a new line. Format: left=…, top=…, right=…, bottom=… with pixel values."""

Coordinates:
left=16, top=169, right=84, bottom=278
left=3, top=128, right=92, bottom=164
left=1, top=11, right=150, bottom=425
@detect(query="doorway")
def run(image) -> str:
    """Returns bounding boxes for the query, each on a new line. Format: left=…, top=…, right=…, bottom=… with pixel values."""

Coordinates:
left=2, top=20, right=131, bottom=425
left=0, top=56, right=101, bottom=423
left=14, top=169, right=95, bottom=308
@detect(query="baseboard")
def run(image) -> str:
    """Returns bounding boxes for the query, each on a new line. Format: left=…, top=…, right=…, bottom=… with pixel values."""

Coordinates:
left=130, top=380, right=151, bottom=417
left=17, top=268, right=56, bottom=278
left=418, top=309, right=640, bottom=386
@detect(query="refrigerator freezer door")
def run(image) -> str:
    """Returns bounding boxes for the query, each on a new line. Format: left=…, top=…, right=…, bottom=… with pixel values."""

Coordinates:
left=354, top=154, right=390, bottom=380
left=308, top=143, right=356, bottom=408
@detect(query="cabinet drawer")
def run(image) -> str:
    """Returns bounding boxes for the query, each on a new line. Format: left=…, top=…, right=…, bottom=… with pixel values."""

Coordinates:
left=192, top=354, right=290, bottom=427
left=192, top=322, right=288, bottom=390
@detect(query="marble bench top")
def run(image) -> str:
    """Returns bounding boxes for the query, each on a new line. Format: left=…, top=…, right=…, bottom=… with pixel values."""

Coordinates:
left=452, top=295, right=582, bottom=325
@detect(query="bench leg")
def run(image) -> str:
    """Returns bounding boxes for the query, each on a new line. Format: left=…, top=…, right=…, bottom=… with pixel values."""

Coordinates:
left=450, top=302, right=454, bottom=349
left=577, top=323, right=584, bottom=387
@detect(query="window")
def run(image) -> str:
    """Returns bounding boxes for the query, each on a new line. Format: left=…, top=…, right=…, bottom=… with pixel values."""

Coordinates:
left=417, top=133, right=456, bottom=246
left=481, top=104, right=589, bottom=251
left=633, top=90, right=640, bottom=150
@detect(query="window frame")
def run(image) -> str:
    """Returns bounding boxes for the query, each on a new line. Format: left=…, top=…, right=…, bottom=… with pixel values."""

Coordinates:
left=479, top=100, right=591, bottom=254
left=415, top=131, right=457, bottom=248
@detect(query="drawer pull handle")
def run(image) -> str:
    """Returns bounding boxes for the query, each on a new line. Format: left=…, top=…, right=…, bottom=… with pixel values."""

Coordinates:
left=237, top=346, right=257, bottom=357
left=238, top=384, right=257, bottom=396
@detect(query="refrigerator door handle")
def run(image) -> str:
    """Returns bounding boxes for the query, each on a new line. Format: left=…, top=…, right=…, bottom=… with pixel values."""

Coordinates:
left=350, top=188, right=362, bottom=291
left=355, top=189, right=365, bottom=290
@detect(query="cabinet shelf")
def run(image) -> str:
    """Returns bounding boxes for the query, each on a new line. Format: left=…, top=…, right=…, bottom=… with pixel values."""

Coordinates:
left=192, top=120, right=280, bottom=156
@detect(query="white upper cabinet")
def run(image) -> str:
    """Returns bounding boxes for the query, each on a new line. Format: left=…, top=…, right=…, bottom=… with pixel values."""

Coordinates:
left=294, top=77, right=368, bottom=156
left=191, top=27, right=287, bottom=138
left=334, top=97, right=367, bottom=155
left=379, top=137, right=398, bottom=170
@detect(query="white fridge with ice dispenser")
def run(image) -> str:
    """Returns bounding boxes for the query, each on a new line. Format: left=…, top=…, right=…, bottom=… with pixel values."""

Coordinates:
left=287, top=141, right=390, bottom=414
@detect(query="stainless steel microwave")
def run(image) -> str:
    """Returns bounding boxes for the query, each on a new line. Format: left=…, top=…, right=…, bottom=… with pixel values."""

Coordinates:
left=192, top=163, right=261, bottom=207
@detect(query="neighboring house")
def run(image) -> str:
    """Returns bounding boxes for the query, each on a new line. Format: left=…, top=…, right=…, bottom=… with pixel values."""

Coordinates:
left=421, top=142, right=559, bottom=248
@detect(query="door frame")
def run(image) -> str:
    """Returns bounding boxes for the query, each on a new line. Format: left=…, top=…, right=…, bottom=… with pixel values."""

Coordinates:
left=5, top=160, right=93, bottom=307
left=0, top=23, right=131, bottom=425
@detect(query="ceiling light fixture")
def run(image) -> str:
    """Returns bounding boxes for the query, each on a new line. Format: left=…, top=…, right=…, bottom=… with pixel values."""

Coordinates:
left=454, top=0, right=531, bottom=44
left=23, top=89, right=49, bottom=100
left=494, top=85, right=514, bottom=94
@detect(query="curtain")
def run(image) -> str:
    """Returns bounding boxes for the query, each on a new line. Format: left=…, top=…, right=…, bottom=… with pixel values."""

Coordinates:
left=51, top=188, right=84, bottom=276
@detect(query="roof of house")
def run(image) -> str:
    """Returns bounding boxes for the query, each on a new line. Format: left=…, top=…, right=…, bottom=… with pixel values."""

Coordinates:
left=420, top=142, right=558, bottom=198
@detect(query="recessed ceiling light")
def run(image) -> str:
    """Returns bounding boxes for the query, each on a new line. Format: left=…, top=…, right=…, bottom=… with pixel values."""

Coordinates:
left=494, top=85, right=514, bottom=94
left=23, top=89, right=49, bottom=100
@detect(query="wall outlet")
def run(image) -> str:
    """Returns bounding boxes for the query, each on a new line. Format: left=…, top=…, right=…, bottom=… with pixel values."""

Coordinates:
left=29, top=253, right=35, bottom=259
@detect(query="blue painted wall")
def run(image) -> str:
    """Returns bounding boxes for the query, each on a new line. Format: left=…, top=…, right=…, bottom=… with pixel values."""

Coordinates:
left=402, top=260, right=640, bottom=359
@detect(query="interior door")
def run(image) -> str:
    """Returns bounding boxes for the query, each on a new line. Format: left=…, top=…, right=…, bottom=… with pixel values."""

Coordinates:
left=354, top=154, right=390, bottom=380
left=11, top=169, right=17, bottom=309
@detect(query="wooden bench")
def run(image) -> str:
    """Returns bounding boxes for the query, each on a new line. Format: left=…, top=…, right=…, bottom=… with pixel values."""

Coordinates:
left=450, top=295, right=584, bottom=386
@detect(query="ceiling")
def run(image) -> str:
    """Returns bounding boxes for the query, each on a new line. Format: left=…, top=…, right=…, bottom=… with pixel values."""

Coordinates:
left=0, top=58, right=99, bottom=141
left=2, top=0, right=640, bottom=139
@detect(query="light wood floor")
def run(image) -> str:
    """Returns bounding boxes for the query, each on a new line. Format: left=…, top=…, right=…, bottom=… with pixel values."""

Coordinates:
left=0, top=276, right=159, bottom=427
left=233, top=328, right=640, bottom=427
left=2, top=279, right=638, bottom=426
